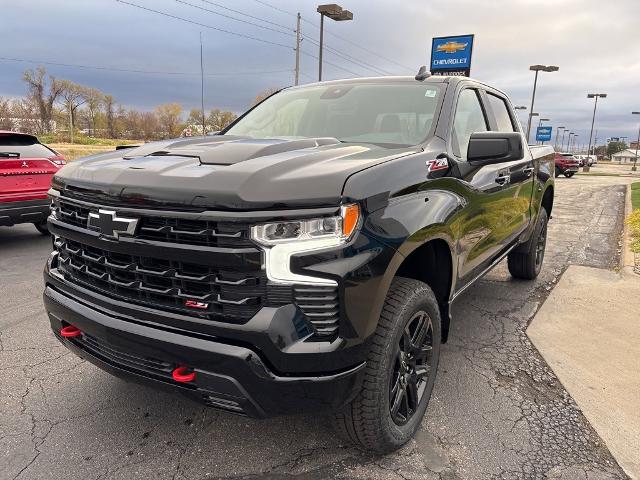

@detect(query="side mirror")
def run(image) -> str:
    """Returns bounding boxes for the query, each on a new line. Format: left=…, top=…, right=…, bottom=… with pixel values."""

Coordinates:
left=467, top=132, right=523, bottom=165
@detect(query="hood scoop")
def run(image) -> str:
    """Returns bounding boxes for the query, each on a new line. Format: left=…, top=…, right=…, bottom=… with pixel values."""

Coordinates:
left=135, top=137, right=341, bottom=166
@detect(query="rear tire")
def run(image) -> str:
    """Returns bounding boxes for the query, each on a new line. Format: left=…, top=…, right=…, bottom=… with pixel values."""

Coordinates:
left=508, top=208, right=548, bottom=280
left=564, top=172, right=575, bottom=178
left=34, top=221, right=49, bottom=235
left=332, top=277, right=441, bottom=453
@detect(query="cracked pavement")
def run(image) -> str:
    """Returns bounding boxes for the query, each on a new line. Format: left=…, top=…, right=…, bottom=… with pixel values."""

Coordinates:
left=0, top=175, right=631, bottom=480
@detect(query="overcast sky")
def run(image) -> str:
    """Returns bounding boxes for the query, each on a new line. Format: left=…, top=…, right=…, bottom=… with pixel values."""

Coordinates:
left=2, top=0, right=639, bottom=145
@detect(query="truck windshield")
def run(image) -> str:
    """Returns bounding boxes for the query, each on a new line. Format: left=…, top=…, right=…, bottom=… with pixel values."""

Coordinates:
left=225, top=83, right=443, bottom=147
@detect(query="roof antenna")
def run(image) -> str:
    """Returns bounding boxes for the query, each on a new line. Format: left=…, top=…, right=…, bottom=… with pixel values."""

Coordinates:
left=415, top=65, right=431, bottom=81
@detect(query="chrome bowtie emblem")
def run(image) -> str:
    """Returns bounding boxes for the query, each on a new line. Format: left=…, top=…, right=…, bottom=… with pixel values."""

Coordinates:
left=87, top=209, right=138, bottom=239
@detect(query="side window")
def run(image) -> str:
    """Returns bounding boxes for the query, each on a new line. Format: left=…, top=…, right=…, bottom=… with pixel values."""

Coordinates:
left=487, top=93, right=516, bottom=132
left=452, top=89, right=488, bottom=158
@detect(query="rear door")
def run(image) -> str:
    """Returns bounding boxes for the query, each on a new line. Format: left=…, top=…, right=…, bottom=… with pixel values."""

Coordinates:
left=0, top=134, right=59, bottom=203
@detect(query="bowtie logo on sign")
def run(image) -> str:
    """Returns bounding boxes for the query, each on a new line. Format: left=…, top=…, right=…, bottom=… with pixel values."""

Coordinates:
left=430, top=34, right=475, bottom=77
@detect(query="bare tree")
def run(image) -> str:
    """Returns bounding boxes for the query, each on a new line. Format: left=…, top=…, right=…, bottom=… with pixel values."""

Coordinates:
left=0, top=97, right=13, bottom=130
left=22, top=67, right=64, bottom=133
left=58, top=80, right=87, bottom=142
left=104, top=95, right=116, bottom=138
left=83, top=87, right=104, bottom=136
left=155, top=103, right=183, bottom=138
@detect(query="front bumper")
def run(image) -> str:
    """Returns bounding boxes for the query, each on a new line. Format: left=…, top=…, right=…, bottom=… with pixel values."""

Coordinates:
left=44, top=283, right=365, bottom=417
left=0, top=198, right=49, bottom=226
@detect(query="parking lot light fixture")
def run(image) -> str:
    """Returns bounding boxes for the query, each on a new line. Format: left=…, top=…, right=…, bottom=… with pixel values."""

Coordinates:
left=584, top=93, right=607, bottom=172
left=632, top=112, right=640, bottom=171
left=526, top=65, right=559, bottom=144
left=317, top=4, right=353, bottom=81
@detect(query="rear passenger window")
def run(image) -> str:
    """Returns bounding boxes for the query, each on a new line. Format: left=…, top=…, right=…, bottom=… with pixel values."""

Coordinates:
left=487, top=93, right=515, bottom=132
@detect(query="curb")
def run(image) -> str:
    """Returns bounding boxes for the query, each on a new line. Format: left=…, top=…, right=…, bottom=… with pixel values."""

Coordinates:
left=622, top=183, right=639, bottom=274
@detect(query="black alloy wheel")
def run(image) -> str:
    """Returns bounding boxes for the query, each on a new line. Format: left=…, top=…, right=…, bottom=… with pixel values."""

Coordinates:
left=389, top=310, right=434, bottom=426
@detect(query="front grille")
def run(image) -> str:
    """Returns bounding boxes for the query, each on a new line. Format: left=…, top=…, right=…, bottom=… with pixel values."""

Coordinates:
left=53, top=195, right=342, bottom=339
left=294, top=285, right=340, bottom=339
left=57, top=237, right=267, bottom=322
left=57, top=198, right=254, bottom=248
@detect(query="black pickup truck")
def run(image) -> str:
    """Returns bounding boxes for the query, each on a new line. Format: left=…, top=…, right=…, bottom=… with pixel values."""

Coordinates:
left=44, top=73, right=554, bottom=453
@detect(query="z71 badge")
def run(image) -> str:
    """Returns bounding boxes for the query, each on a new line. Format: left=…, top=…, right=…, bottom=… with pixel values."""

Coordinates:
left=426, top=157, right=449, bottom=173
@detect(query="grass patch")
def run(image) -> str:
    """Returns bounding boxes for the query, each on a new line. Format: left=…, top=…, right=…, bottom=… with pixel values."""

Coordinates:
left=38, top=133, right=141, bottom=146
left=632, top=182, right=640, bottom=211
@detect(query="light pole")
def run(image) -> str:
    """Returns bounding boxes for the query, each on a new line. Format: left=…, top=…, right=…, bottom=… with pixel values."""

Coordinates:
left=566, top=132, right=574, bottom=152
left=555, top=126, right=566, bottom=150
left=514, top=106, right=526, bottom=130
left=584, top=93, right=607, bottom=172
left=571, top=135, right=578, bottom=153
left=632, top=111, right=640, bottom=171
left=560, top=128, right=568, bottom=152
left=317, top=4, right=353, bottom=81
left=526, top=64, right=559, bottom=144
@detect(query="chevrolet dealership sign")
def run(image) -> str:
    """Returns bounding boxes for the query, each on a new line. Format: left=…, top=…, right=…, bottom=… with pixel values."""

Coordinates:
left=430, top=34, right=475, bottom=76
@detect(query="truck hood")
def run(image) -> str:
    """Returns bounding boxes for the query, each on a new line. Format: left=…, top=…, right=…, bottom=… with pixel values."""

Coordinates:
left=53, top=136, right=418, bottom=210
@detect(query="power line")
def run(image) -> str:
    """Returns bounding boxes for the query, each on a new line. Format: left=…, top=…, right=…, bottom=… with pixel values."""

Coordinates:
left=251, top=0, right=296, bottom=18
left=300, top=50, right=362, bottom=77
left=200, top=0, right=293, bottom=32
left=301, top=17, right=413, bottom=73
left=303, top=36, right=392, bottom=76
left=115, top=0, right=293, bottom=49
left=175, top=0, right=294, bottom=37
left=249, top=0, right=413, bottom=72
left=0, top=56, right=292, bottom=77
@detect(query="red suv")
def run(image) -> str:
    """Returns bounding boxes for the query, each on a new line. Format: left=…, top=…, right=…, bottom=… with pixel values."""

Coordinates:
left=554, top=152, right=579, bottom=178
left=0, top=131, right=65, bottom=234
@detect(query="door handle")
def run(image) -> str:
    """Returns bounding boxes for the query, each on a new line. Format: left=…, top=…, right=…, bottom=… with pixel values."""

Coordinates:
left=495, top=173, right=511, bottom=185
left=523, top=167, right=534, bottom=177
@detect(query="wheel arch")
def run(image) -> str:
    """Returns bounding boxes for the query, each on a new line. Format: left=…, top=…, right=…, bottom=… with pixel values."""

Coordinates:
left=541, top=185, right=554, bottom=217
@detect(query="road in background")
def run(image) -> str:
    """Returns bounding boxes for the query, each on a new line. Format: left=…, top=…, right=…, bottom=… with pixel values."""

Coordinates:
left=0, top=175, right=632, bottom=480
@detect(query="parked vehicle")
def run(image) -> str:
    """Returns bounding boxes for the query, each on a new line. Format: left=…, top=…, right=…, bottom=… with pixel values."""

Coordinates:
left=555, top=153, right=580, bottom=177
left=0, top=131, right=65, bottom=233
left=44, top=73, right=554, bottom=453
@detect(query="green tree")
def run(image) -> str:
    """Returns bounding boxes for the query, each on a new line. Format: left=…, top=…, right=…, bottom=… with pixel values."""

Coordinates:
left=207, top=108, right=237, bottom=131
left=155, top=103, right=183, bottom=138
left=607, top=141, right=627, bottom=158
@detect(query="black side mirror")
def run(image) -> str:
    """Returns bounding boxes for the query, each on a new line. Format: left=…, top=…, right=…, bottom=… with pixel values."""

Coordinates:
left=467, top=132, right=523, bottom=165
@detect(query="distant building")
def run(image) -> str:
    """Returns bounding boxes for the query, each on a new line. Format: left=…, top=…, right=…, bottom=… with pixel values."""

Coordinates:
left=612, top=148, right=639, bottom=164
left=630, top=141, right=639, bottom=150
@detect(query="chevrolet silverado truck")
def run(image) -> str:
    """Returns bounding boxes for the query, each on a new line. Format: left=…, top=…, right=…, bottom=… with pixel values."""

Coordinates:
left=44, top=72, right=554, bottom=453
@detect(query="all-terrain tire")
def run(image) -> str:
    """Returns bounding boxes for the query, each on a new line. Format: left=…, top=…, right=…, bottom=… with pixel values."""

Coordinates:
left=507, top=208, right=548, bottom=280
left=33, top=221, right=49, bottom=235
left=332, top=277, right=441, bottom=453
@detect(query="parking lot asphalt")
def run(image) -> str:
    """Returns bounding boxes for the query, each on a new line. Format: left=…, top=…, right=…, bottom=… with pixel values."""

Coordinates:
left=0, top=175, right=631, bottom=480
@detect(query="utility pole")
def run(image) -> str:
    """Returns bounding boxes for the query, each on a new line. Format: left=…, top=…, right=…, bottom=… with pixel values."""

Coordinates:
left=200, top=32, right=206, bottom=136
left=632, top=112, right=639, bottom=171
left=294, top=13, right=301, bottom=86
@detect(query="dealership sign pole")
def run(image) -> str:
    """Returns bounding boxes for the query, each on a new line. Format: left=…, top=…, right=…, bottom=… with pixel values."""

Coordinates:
left=430, top=34, right=475, bottom=77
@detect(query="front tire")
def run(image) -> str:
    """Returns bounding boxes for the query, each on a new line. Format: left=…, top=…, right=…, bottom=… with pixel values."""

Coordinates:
left=332, top=277, right=441, bottom=453
left=33, top=221, right=49, bottom=235
left=555, top=167, right=561, bottom=178
left=508, top=208, right=548, bottom=280
left=564, top=172, right=575, bottom=178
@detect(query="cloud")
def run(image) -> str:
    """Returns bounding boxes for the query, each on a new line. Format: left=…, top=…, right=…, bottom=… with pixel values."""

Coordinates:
left=1, top=0, right=638, bottom=142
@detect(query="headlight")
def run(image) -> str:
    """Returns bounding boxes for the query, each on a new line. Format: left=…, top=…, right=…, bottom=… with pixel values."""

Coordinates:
left=251, top=204, right=360, bottom=285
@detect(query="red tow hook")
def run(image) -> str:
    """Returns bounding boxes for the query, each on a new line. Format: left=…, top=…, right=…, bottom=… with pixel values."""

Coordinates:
left=172, top=366, right=196, bottom=383
left=60, top=325, right=82, bottom=338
